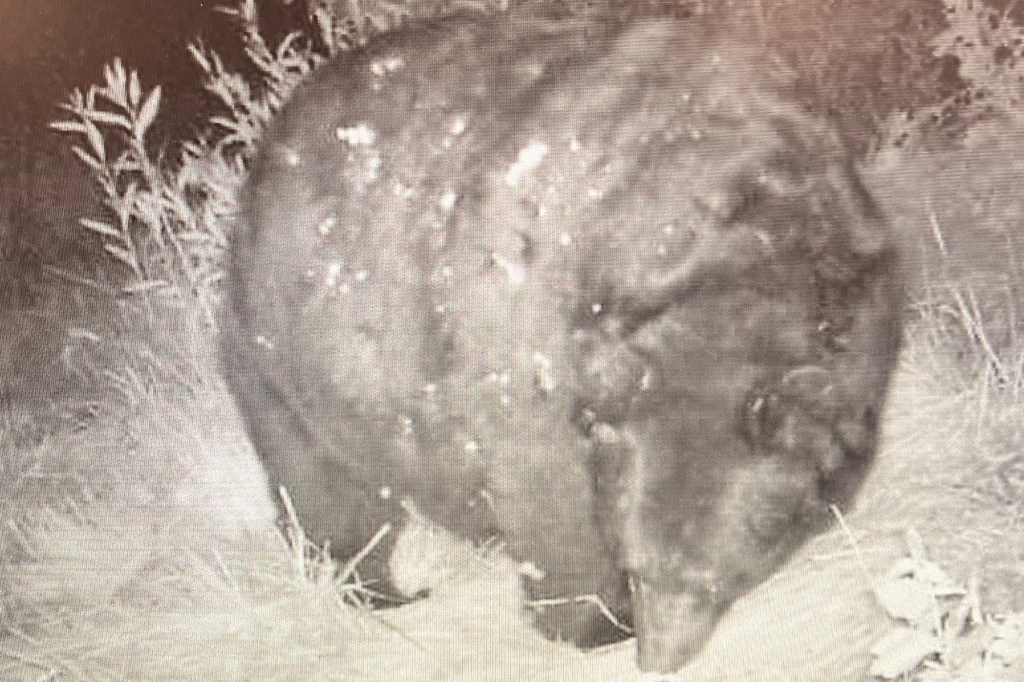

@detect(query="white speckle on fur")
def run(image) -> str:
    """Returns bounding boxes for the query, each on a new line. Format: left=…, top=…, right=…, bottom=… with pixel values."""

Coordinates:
left=703, top=192, right=727, bottom=214
left=366, top=154, right=382, bottom=179
left=393, top=182, right=415, bottom=199
left=464, top=440, right=481, bottom=454
left=519, top=561, right=546, bottom=581
left=285, top=149, right=301, bottom=166
left=592, top=422, right=620, bottom=444
left=471, top=489, right=496, bottom=511
left=326, top=262, right=343, bottom=286
left=439, top=190, right=458, bottom=212
left=443, top=116, right=470, bottom=149
left=591, top=302, right=603, bottom=315
left=491, top=252, right=526, bottom=286
left=370, top=56, right=405, bottom=76
left=505, top=142, right=550, bottom=187
left=559, top=232, right=572, bottom=246
left=441, top=265, right=454, bottom=279
left=317, top=216, right=336, bottom=236
left=569, top=134, right=582, bottom=152
left=640, top=370, right=654, bottom=391
left=379, top=486, right=392, bottom=500
left=662, top=223, right=675, bottom=236
left=254, top=335, right=275, bottom=350
left=532, top=352, right=556, bottom=394
left=355, top=269, right=369, bottom=282
left=335, top=123, right=377, bottom=146
left=400, top=416, right=414, bottom=435
left=587, top=187, right=603, bottom=200
left=67, top=327, right=101, bottom=344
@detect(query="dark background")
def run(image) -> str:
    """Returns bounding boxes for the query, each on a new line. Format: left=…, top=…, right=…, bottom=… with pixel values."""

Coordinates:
left=0, top=0, right=309, bottom=300
left=0, top=0, right=307, bottom=136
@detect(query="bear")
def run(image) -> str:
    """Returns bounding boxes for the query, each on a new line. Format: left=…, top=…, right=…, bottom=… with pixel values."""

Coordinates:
left=220, top=10, right=904, bottom=674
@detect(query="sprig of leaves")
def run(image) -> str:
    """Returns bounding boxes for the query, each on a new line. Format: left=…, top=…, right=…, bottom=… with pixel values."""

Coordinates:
left=870, top=529, right=1023, bottom=680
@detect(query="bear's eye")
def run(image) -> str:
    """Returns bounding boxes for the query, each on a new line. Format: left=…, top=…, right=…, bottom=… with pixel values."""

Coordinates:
left=742, top=390, right=780, bottom=454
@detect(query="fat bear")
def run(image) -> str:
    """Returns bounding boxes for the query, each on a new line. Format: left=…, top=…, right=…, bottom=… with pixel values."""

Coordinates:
left=220, top=11, right=904, bottom=674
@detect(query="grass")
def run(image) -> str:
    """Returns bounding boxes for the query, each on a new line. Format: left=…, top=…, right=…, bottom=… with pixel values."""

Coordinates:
left=1, top=1, right=1023, bottom=680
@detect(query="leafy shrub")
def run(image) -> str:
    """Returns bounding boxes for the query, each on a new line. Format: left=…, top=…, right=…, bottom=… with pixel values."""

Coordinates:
left=49, top=1, right=323, bottom=325
left=744, top=0, right=956, bottom=154
left=884, top=0, right=1024, bottom=149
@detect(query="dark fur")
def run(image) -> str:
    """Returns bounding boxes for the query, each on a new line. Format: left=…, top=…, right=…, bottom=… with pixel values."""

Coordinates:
left=221, top=12, right=903, bottom=673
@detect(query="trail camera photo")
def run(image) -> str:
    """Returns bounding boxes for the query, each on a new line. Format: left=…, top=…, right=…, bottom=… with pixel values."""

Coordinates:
left=7, top=1, right=1024, bottom=680
left=222, top=11, right=903, bottom=674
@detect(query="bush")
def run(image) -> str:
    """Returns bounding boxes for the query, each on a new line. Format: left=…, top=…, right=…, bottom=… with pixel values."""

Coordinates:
left=48, top=1, right=323, bottom=327
left=884, top=0, right=1024, bottom=149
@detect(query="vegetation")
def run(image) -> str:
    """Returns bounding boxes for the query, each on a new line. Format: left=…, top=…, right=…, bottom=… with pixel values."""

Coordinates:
left=1, top=0, right=1023, bottom=679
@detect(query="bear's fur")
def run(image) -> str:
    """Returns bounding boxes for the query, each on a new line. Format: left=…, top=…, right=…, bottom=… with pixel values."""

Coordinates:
left=221, top=12, right=903, bottom=673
